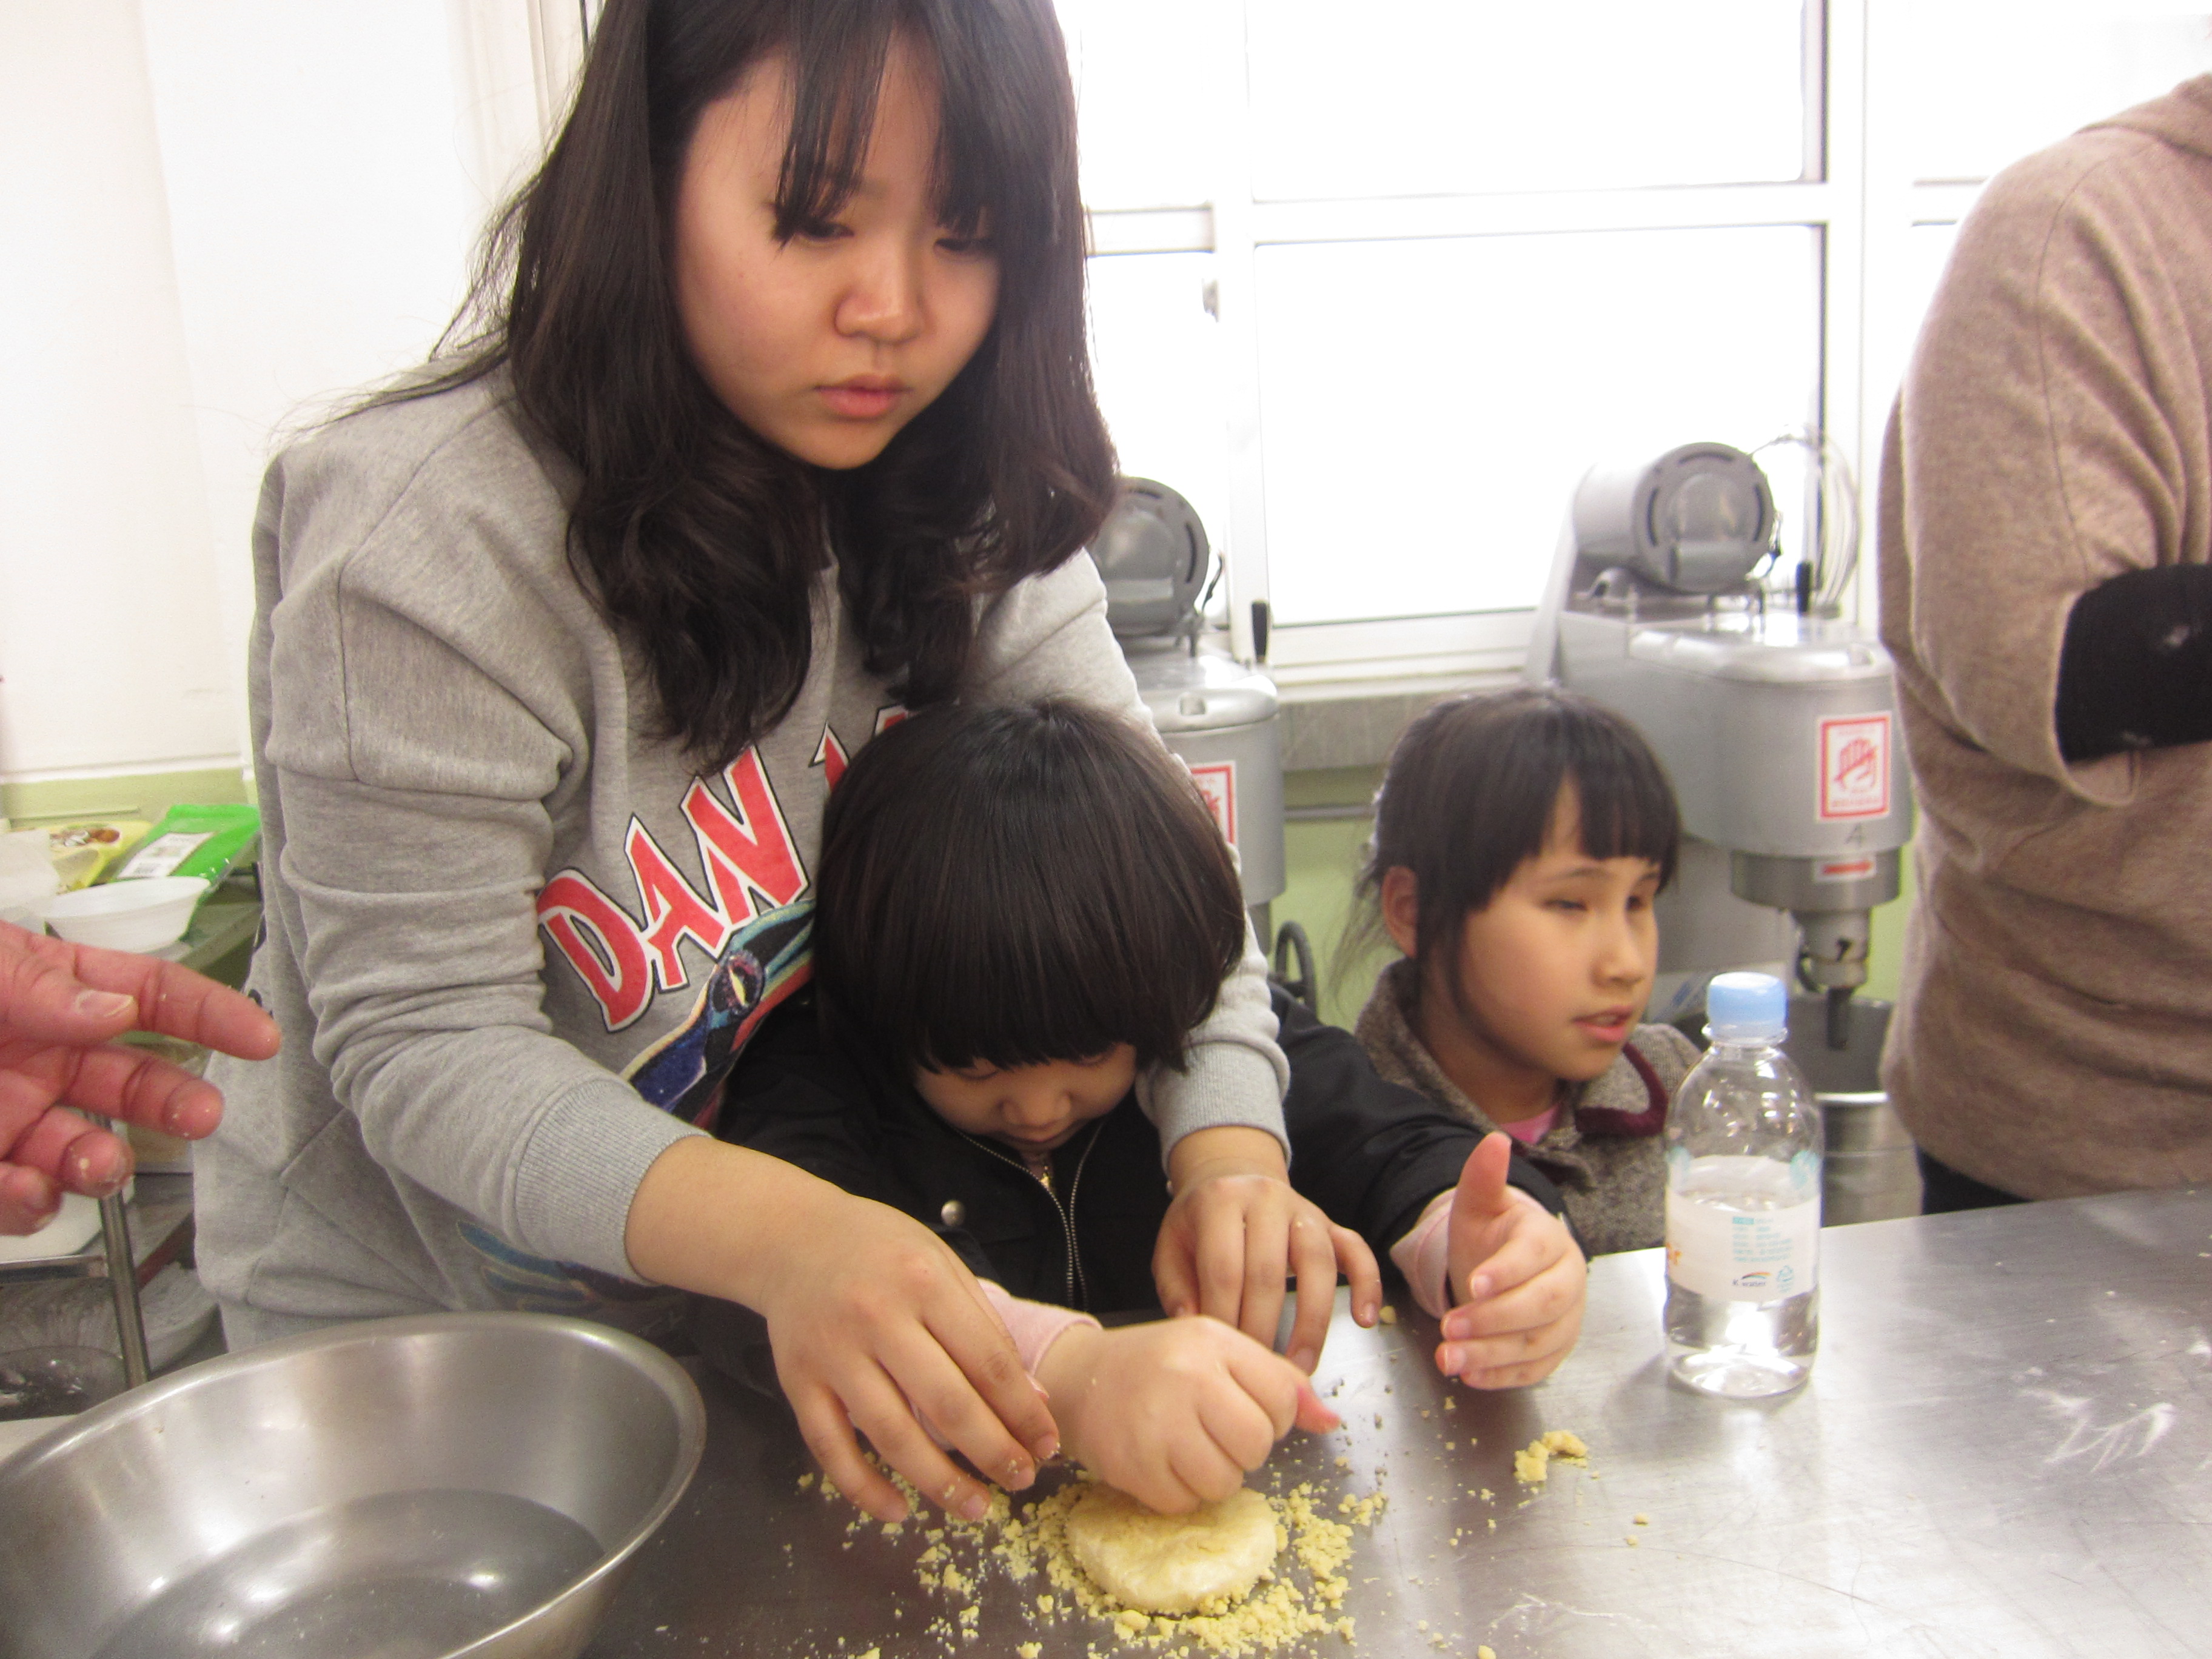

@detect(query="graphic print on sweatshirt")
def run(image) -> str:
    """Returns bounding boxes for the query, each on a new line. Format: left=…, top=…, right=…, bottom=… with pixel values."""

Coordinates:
left=458, top=714, right=892, bottom=1327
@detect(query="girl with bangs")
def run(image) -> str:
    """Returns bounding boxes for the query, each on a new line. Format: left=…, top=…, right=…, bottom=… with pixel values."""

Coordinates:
left=199, top=0, right=1315, bottom=1527
left=1350, top=687, right=1696, bottom=1256
left=709, top=701, right=1588, bottom=1513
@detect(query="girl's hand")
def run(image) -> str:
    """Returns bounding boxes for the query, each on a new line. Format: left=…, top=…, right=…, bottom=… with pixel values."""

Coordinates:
left=1154, top=1126, right=1382, bottom=1373
left=1034, top=1315, right=1339, bottom=1513
left=1437, top=1132, right=1586, bottom=1388
left=626, top=1140, right=1059, bottom=1523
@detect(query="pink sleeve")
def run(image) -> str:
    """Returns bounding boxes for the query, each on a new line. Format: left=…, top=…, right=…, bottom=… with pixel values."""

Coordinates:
left=978, top=1280, right=1102, bottom=1378
left=1389, top=1191, right=1455, bottom=1319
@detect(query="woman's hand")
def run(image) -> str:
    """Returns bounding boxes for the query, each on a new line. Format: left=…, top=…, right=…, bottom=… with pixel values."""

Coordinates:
left=1436, top=1132, right=1586, bottom=1388
left=0, top=921, right=281, bottom=1233
left=1034, top=1315, right=1338, bottom=1513
left=625, top=1139, right=1059, bottom=1523
left=1153, top=1125, right=1381, bottom=1374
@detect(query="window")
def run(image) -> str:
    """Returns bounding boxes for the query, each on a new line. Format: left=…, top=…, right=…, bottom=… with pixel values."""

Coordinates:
left=1067, top=1, right=2212, bottom=690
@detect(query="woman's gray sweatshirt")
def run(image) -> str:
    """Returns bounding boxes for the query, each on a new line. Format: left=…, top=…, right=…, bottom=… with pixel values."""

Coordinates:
left=197, top=377, right=1287, bottom=1336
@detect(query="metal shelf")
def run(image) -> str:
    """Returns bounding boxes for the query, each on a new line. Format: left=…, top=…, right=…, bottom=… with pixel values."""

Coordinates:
left=0, top=1173, right=193, bottom=1289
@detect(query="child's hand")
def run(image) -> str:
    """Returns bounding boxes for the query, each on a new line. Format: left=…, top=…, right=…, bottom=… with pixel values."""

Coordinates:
left=1154, top=1125, right=1382, bottom=1373
left=1437, top=1132, right=1586, bottom=1389
left=626, top=1140, right=1058, bottom=1524
left=1036, top=1315, right=1340, bottom=1513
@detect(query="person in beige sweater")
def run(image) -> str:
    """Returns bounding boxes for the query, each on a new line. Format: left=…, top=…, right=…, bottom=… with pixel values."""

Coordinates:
left=1881, top=75, right=2212, bottom=1207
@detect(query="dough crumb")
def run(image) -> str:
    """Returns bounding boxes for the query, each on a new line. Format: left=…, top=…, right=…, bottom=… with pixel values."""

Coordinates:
left=1019, top=1646, right=1042, bottom=1658
left=1624, top=1535, right=1640, bottom=1547
left=797, top=1473, right=815, bottom=1492
left=1378, top=1305, right=1398, bottom=1326
left=1478, top=1647, right=1498, bottom=1659
left=1632, top=1513, right=1650, bottom=1526
left=1513, top=1429, right=1590, bottom=1484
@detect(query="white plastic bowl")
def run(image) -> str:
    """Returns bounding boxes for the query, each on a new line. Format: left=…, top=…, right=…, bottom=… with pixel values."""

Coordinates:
left=41, top=877, right=207, bottom=953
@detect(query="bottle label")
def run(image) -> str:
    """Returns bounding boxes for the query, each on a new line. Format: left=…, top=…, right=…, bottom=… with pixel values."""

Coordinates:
left=1666, top=1168, right=1820, bottom=1301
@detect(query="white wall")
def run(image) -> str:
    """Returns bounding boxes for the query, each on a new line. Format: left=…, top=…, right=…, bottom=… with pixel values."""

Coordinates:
left=0, top=0, right=231, bottom=780
left=0, top=0, right=553, bottom=785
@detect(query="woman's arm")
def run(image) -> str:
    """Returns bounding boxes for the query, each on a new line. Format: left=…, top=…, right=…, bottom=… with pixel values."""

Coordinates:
left=627, top=1138, right=1054, bottom=1521
left=260, top=421, right=1050, bottom=1518
left=965, top=554, right=1290, bottom=1155
left=1889, top=133, right=2209, bottom=804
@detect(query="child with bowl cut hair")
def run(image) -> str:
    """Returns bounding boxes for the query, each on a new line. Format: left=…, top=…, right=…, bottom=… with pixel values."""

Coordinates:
left=1349, top=687, right=1697, bottom=1256
left=703, top=700, right=1588, bottom=1513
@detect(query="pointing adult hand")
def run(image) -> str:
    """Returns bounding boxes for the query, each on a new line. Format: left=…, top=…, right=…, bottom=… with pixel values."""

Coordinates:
left=0, top=920, right=279, bottom=1234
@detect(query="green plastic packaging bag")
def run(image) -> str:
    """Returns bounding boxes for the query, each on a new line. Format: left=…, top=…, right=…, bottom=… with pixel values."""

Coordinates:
left=112, top=804, right=260, bottom=886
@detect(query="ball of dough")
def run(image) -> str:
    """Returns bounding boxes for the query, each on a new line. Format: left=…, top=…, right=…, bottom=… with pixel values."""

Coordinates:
left=1063, top=1484, right=1284, bottom=1616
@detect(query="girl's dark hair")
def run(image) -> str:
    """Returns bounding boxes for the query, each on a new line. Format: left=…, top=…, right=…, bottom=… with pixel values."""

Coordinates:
left=404, top=0, right=1114, bottom=766
left=1349, top=687, right=1681, bottom=973
left=813, top=700, right=1246, bottom=1077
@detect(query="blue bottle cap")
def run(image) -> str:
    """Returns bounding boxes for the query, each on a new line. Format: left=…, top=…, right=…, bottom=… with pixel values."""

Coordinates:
left=1705, top=971, right=1787, bottom=1042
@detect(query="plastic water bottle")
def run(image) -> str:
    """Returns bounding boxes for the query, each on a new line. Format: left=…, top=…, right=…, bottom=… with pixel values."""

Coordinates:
left=1663, top=971, right=1822, bottom=1398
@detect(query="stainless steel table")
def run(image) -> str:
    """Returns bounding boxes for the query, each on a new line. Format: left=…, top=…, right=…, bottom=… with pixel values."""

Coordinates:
left=586, top=1189, right=2212, bottom=1658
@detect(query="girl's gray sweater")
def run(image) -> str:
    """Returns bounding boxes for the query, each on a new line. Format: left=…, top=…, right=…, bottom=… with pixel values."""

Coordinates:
left=198, top=377, right=1286, bottom=1338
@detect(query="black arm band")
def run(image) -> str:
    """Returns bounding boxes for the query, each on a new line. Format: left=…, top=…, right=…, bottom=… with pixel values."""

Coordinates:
left=2056, top=564, right=2212, bottom=762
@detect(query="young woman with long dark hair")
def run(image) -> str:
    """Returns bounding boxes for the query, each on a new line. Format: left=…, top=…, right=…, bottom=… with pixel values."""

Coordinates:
left=196, top=0, right=1312, bottom=1524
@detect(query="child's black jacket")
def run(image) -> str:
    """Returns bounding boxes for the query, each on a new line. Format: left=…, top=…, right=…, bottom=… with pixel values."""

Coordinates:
left=709, top=986, right=1568, bottom=1317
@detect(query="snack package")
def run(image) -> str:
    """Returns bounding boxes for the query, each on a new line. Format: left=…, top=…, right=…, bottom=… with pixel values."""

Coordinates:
left=112, top=804, right=260, bottom=886
left=45, top=820, right=152, bottom=890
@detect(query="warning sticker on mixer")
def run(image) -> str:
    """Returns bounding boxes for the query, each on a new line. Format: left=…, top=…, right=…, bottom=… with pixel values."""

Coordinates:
left=1813, top=854, right=1877, bottom=883
left=1186, top=760, right=1238, bottom=847
left=1818, top=714, right=1890, bottom=821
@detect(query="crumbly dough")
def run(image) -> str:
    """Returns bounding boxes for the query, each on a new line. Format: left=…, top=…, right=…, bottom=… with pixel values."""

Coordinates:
left=1512, top=1429, right=1590, bottom=1484
left=1063, top=1485, right=1284, bottom=1616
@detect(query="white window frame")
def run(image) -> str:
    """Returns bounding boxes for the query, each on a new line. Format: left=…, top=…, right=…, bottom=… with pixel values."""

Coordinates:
left=1084, top=0, right=1992, bottom=697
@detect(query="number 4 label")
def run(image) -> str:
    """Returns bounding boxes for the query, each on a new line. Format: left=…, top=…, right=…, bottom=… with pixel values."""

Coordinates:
left=1818, top=714, right=1891, bottom=821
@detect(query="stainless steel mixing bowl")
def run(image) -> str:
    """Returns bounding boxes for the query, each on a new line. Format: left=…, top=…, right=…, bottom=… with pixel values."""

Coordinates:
left=0, top=1311, right=705, bottom=1659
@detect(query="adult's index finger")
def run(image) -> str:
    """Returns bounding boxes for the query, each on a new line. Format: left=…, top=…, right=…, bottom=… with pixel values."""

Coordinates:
left=67, top=942, right=280, bottom=1061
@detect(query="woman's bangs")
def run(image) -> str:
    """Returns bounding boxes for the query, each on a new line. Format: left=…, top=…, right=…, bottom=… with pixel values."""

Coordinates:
left=771, top=12, right=896, bottom=237
left=767, top=2, right=1061, bottom=255
left=922, top=12, right=1061, bottom=255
